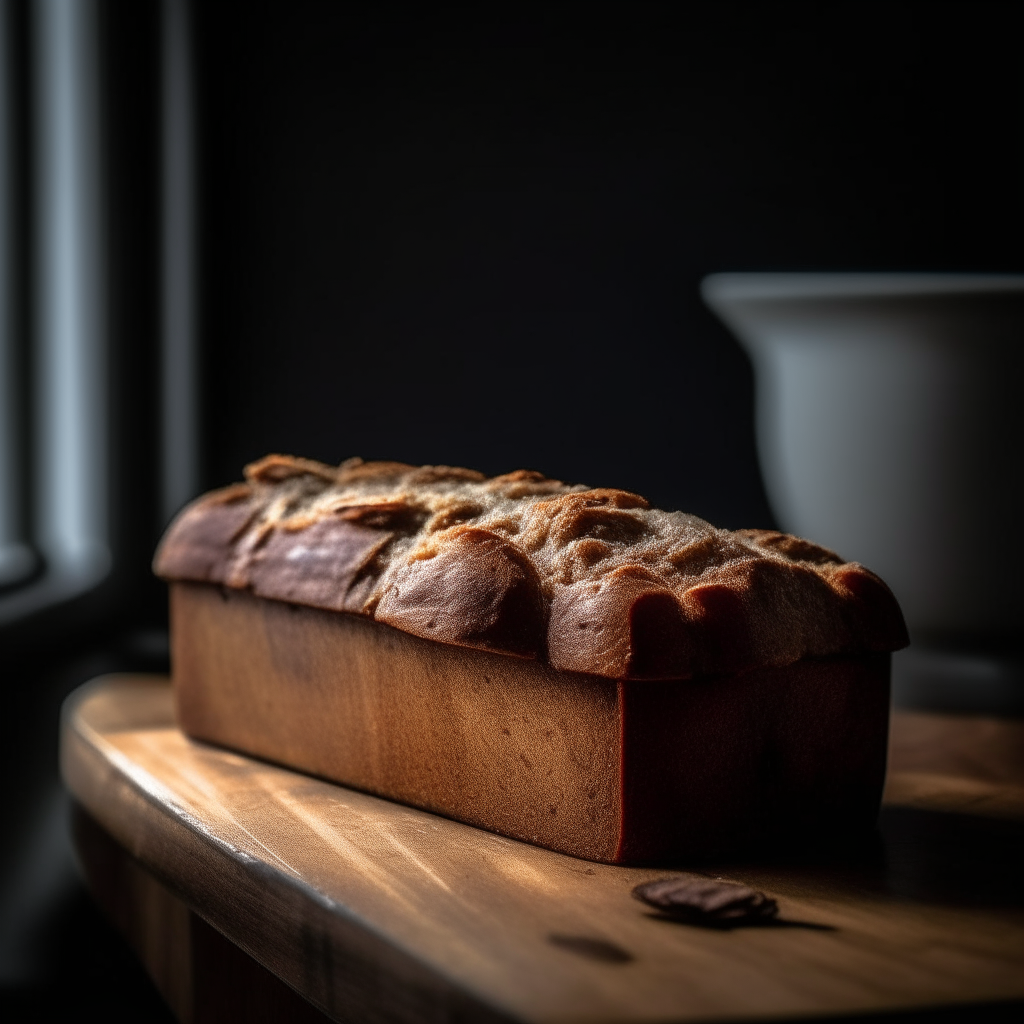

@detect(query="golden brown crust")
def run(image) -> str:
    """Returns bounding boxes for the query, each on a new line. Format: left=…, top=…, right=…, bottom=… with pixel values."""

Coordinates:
left=154, top=454, right=908, bottom=678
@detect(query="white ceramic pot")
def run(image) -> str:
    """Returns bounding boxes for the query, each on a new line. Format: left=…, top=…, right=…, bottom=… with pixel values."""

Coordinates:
left=702, top=274, right=1024, bottom=645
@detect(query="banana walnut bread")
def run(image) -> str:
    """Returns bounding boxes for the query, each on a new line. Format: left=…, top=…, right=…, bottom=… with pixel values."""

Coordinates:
left=155, top=455, right=908, bottom=863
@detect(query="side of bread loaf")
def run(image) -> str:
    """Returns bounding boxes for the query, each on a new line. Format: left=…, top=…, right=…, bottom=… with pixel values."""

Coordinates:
left=154, top=455, right=908, bottom=680
left=171, top=581, right=891, bottom=862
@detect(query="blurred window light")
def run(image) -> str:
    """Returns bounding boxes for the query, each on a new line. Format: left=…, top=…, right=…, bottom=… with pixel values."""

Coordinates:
left=0, top=0, right=110, bottom=623
left=33, top=0, right=108, bottom=575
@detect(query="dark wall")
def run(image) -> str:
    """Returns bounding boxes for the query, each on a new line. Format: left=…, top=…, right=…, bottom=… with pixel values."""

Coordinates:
left=197, top=5, right=1023, bottom=529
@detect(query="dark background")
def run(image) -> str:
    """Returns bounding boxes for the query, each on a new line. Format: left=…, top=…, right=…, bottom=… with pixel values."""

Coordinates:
left=3, top=3, right=1024, bottom=1019
left=196, top=4, right=1024, bottom=526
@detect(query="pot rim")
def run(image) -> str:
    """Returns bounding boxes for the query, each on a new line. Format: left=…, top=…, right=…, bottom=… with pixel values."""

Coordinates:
left=702, top=272, right=1024, bottom=306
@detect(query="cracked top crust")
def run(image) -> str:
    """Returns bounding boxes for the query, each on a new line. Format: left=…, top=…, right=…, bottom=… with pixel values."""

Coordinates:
left=154, top=454, right=908, bottom=679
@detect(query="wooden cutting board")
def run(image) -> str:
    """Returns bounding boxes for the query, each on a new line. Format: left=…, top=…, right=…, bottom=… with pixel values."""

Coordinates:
left=61, top=675, right=1024, bottom=1023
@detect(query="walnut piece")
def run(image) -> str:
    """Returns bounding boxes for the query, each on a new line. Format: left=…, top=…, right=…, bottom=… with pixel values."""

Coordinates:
left=633, top=876, right=779, bottom=926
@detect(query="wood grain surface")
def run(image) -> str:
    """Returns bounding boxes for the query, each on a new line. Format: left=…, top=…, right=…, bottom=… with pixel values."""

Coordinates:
left=885, top=710, right=1024, bottom=820
left=61, top=675, right=1024, bottom=1024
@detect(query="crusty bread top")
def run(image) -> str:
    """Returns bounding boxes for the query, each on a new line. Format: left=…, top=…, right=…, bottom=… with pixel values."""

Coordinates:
left=154, top=454, right=908, bottom=679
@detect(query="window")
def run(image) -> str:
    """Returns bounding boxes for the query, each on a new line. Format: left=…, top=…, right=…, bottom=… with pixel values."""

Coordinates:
left=0, top=0, right=197, bottom=626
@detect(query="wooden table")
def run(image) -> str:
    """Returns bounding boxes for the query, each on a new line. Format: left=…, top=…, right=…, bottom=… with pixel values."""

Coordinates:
left=60, top=675, right=1024, bottom=1023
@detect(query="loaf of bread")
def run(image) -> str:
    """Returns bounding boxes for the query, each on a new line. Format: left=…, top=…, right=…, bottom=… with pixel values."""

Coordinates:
left=156, top=455, right=907, bottom=862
